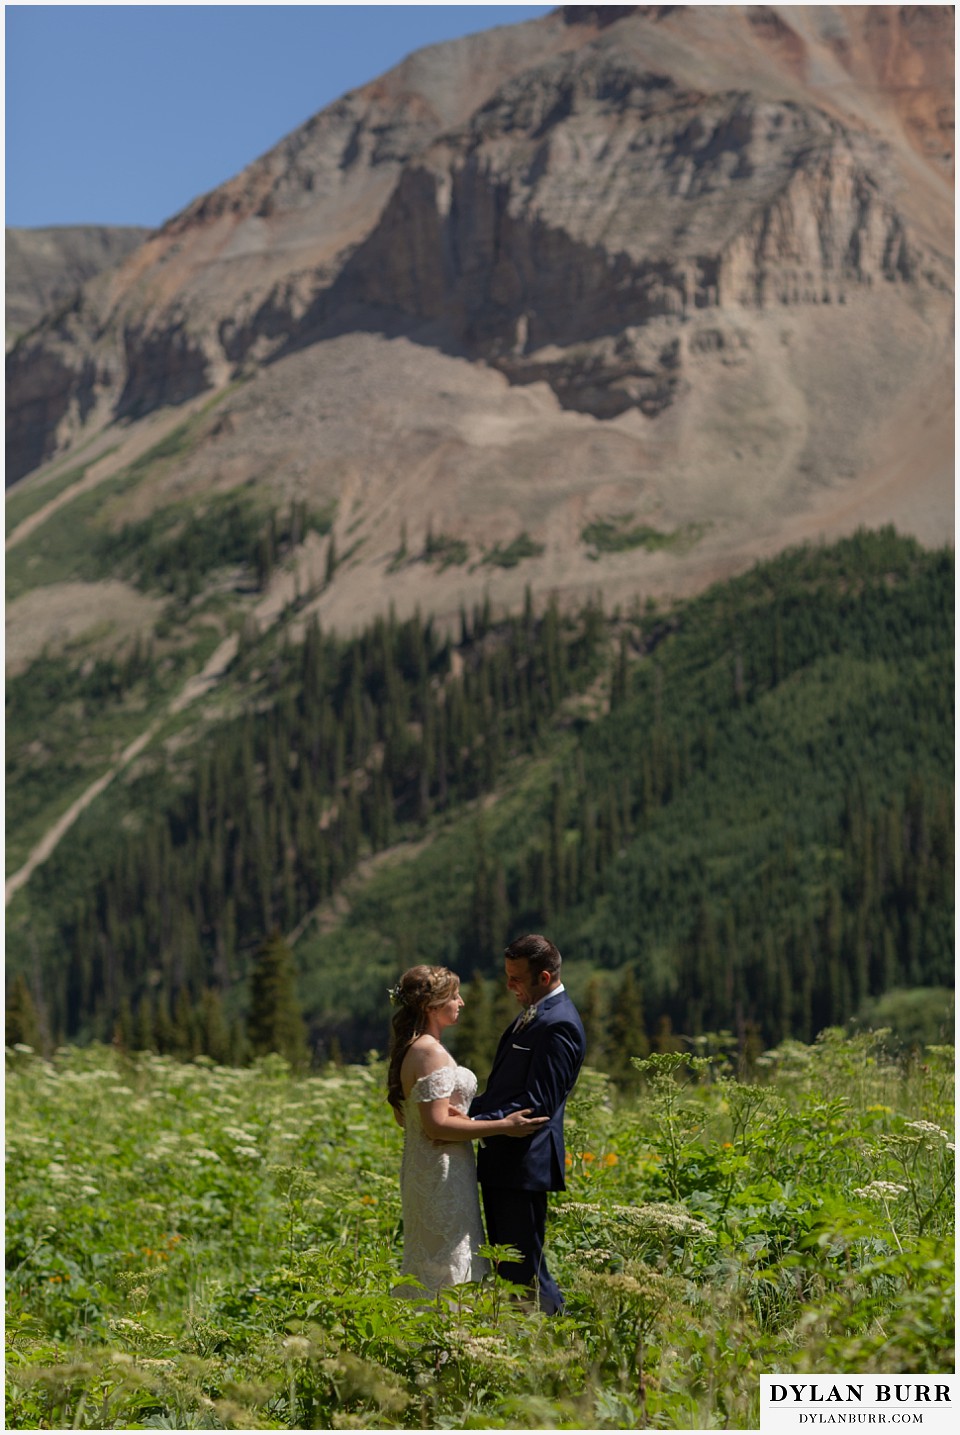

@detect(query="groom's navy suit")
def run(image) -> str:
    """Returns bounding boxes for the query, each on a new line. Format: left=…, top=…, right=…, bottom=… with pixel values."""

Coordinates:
left=469, top=987, right=586, bottom=1313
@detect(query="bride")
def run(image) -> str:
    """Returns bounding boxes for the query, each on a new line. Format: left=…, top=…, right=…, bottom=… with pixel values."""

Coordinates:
left=386, top=965, right=546, bottom=1298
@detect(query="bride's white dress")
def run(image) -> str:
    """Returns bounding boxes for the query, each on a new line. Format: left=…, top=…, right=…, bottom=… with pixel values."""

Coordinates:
left=395, top=1062, right=490, bottom=1297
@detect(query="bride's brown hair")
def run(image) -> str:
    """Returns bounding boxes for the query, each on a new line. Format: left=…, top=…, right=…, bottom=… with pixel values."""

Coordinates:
left=386, top=965, right=460, bottom=1116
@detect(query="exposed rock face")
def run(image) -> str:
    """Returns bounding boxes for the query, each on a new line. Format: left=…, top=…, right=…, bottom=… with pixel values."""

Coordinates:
left=334, top=54, right=948, bottom=419
left=5, top=225, right=150, bottom=346
left=5, top=4, right=954, bottom=500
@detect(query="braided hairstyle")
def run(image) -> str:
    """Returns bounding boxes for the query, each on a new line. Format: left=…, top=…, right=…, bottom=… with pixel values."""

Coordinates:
left=386, top=965, right=460, bottom=1116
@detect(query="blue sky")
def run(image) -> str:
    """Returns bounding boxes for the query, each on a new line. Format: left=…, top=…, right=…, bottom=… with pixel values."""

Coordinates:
left=5, top=3, right=553, bottom=229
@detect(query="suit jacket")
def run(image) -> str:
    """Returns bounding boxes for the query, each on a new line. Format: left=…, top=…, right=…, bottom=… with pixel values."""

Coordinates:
left=469, top=988, right=586, bottom=1192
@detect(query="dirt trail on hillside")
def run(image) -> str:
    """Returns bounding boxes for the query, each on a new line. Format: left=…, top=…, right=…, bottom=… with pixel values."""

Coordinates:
left=5, top=628, right=241, bottom=906
left=4, top=533, right=329, bottom=905
left=5, top=722, right=162, bottom=904
left=5, top=395, right=218, bottom=553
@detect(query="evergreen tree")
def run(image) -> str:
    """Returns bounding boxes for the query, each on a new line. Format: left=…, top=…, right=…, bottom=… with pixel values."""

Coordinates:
left=134, top=995, right=156, bottom=1053
left=229, top=1015, right=250, bottom=1067
left=580, top=976, right=608, bottom=1070
left=247, top=930, right=308, bottom=1067
left=464, top=817, right=509, bottom=967
left=608, top=968, right=649, bottom=1086
left=453, top=972, right=496, bottom=1077
left=492, top=979, right=518, bottom=1038
left=6, top=974, right=41, bottom=1050
left=112, top=997, right=134, bottom=1052
left=611, top=632, right=629, bottom=710
left=199, top=988, right=232, bottom=1064
left=325, top=532, right=338, bottom=586
left=652, top=1014, right=684, bottom=1055
left=154, top=992, right=175, bottom=1054
left=173, top=988, right=199, bottom=1059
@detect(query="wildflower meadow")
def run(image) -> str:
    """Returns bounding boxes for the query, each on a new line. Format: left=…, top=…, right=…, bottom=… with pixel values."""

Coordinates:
left=5, top=1031, right=954, bottom=1429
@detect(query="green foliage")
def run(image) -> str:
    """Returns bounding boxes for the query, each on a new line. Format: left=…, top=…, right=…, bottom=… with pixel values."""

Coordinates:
left=483, top=532, right=545, bottom=568
left=5, top=976, right=41, bottom=1051
left=312, top=530, right=952, bottom=1060
left=582, top=517, right=706, bottom=557
left=4, top=1036, right=953, bottom=1428
left=4, top=448, right=117, bottom=537
left=850, top=987, right=955, bottom=1054
left=5, top=626, right=222, bottom=878
left=454, top=971, right=498, bottom=1076
left=247, top=932, right=309, bottom=1069
left=98, top=495, right=333, bottom=603
left=423, top=530, right=469, bottom=570
left=5, top=403, right=227, bottom=602
left=8, top=593, right=607, bottom=1049
left=5, top=529, right=953, bottom=1066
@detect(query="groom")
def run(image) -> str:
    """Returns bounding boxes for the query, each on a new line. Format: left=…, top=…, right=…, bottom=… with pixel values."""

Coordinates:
left=469, top=934, right=586, bottom=1315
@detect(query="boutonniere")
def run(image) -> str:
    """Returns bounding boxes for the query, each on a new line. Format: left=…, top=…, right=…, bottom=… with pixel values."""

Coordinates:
left=516, top=1005, right=539, bottom=1031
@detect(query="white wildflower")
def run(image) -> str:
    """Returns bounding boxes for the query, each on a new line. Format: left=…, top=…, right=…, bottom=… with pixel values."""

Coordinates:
left=610, top=1202, right=712, bottom=1239
left=234, top=1146, right=260, bottom=1160
left=80, top=1185, right=100, bottom=1197
left=282, top=1336, right=312, bottom=1359
left=581, top=1248, right=618, bottom=1268
left=457, top=1336, right=522, bottom=1366
left=905, top=1120, right=950, bottom=1139
left=853, top=1181, right=908, bottom=1200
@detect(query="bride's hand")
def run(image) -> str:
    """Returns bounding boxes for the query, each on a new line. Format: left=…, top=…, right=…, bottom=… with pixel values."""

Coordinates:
left=503, top=1108, right=549, bottom=1138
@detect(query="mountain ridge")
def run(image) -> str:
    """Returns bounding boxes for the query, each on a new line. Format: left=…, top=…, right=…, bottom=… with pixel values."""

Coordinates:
left=5, top=4, right=953, bottom=678
left=5, top=224, right=152, bottom=349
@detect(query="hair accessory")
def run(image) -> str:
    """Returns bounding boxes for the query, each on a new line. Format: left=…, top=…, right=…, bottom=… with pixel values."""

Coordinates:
left=387, top=980, right=404, bottom=1006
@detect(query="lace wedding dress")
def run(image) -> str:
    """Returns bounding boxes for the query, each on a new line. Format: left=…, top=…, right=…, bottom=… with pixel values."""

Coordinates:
left=394, top=1062, right=490, bottom=1297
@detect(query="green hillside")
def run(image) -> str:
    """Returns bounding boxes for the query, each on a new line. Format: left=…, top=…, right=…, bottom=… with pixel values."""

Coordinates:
left=6, top=529, right=954, bottom=1063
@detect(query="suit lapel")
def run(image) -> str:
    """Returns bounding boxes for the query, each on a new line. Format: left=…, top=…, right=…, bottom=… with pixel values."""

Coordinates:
left=487, top=992, right=565, bottom=1084
left=487, top=1022, right=517, bottom=1082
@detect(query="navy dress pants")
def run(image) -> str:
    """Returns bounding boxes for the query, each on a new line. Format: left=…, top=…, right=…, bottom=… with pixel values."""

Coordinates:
left=480, top=1185, right=564, bottom=1315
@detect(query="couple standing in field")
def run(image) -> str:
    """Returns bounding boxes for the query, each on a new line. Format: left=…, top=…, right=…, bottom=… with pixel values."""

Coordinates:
left=386, top=934, right=586, bottom=1316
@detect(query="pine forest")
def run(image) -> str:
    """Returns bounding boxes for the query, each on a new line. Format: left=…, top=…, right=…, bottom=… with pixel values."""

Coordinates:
left=6, top=528, right=954, bottom=1074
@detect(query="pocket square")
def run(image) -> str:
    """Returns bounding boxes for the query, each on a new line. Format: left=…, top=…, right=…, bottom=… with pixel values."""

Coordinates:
left=512, top=1043, right=532, bottom=1052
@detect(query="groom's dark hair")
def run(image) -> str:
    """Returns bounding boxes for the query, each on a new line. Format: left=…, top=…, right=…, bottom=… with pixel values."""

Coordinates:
left=505, top=933, right=561, bottom=979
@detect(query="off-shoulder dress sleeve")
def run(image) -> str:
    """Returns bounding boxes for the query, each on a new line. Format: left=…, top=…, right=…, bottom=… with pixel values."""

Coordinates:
left=409, top=1066, right=457, bottom=1102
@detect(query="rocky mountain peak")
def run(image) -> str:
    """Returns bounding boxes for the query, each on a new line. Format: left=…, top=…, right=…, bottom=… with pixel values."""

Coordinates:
left=5, top=5, right=952, bottom=659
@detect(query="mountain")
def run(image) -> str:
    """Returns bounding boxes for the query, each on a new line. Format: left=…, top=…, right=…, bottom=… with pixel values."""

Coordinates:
left=6, top=7, right=953, bottom=671
left=5, top=225, right=151, bottom=348
left=4, top=6, right=954, bottom=1059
